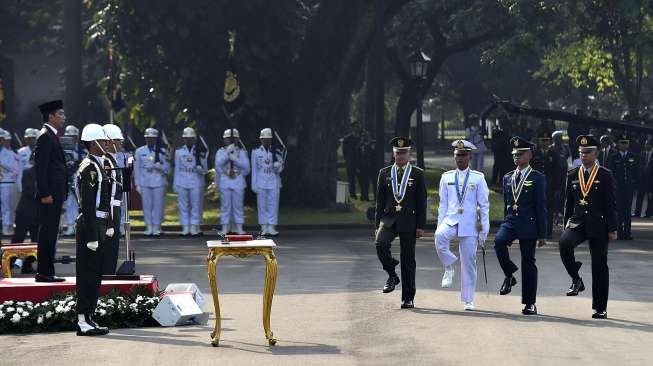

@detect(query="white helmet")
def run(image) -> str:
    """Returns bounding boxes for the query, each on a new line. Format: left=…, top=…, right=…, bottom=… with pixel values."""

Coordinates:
left=24, top=128, right=38, bottom=138
left=64, top=125, right=79, bottom=137
left=81, top=123, right=109, bottom=142
left=182, top=127, right=196, bottom=138
left=144, top=128, right=159, bottom=138
left=259, top=128, right=273, bottom=139
left=0, top=129, right=10, bottom=140
left=103, top=124, right=124, bottom=140
left=223, top=128, right=239, bottom=138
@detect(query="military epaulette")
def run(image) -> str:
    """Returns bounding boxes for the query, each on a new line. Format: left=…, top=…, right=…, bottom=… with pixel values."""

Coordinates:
left=470, top=170, right=484, bottom=176
left=77, top=158, right=93, bottom=174
left=443, top=170, right=456, bottom=175
left=505, top=170, right=516, bottom=177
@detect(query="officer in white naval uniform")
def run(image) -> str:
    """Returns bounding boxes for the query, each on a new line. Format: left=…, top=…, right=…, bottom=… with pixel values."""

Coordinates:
left=173, top=127, right=207, bottom=236
left=215, top=128, right=250, bottom=235
left=435, top=139, right=490, bottom=311
left=251, top=128, right=284, bottom=236
left=0, top=129, right=20, bottom=235
left=18, top=128, right=38, bottom=171
left=114, top=141, right=132, bottom=235
left=63, top=125, right=85, bottom=236
left=134, top=128, right=170, bottom=236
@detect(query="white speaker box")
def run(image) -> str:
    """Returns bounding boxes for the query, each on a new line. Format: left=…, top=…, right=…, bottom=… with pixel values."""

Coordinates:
left=163, top=283, right=206, bottom=308
left=152, top=292, right=209, bottom=327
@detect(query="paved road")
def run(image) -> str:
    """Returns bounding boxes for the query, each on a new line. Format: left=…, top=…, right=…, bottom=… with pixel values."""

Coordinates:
left=2, top=223, right=653, bottom=365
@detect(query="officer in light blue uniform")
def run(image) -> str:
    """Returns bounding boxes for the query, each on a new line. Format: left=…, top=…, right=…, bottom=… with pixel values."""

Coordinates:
left=0, top=129, right=20, bottom=235
left=63, top=125, right=86, bottom=236
left=17, top=128, right=38, bottom=171
left=134, top=128, right=170, bottom=236
left=215, top=128, right=250, bottom=235
left=251, top=128, right=284, bottom=236
left=173, top=127, right=207, bottom=236
left=494, top=136, right=547, bottom=316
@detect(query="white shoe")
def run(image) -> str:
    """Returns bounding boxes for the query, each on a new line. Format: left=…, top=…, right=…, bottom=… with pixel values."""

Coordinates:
left=144, top=224, right=153, bottom=236
left=218, top=225, right=228, bottom=236
left=260, top=225, right=269, bottom=236
left=234, top=224, right=246, bottom=235
left=441, top=266, right=454, bottom=288
left=120, top=224, right=126, bottom=236
left=153, top=225, right=162, bottom=236
left=463, top=302, right=475, bottom=311
left=267, top=225, right=279, bottom=236
left=181, top=225, right=190, bottom=236
left=190, top=225, right=200, bottom=236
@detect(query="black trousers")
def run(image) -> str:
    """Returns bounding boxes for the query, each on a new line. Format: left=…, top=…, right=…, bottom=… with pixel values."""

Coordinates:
left=494, top=225, right=538, bottom=305
left=375, top=225, right=416, bottom=302
left=37, top=198, right=63, bottom=276
left=634, top=188, right=653, bottom=217
left=12, top=212, right=39, bottom=243
left=559, top=227, right=609, bottom=312
left=101, top=206, right=121, bottom=275
left=616, top=190, right=633, bottom=238
left=76, top=215, right=107, bottom=315
left=345, top=162, right=358, bottom=197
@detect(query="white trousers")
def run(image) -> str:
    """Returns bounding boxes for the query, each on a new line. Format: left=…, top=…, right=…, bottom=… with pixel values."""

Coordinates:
left=141, top=186, right=166, bottom=225
left=435, top=223, right=478, bottom=303
left=220, top=188, right=244, bottom=225
left=256, top=188, right=280, bottom=225
left=64, top=188, right=78, bottom=226
left=1, top=183, right=18, bottom=226
left=177, top=186, right=202, bottom=225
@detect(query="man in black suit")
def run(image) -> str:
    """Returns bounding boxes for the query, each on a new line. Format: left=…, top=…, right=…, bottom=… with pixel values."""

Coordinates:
left=374, top=136, right=427, bottom=309
left=34, top=100, right=68, bottom=282
left=634, top=137, right=653, bottom=217
left=608, top=134, right=639, bottom=240
left=559, top=135, right=617, bottom=319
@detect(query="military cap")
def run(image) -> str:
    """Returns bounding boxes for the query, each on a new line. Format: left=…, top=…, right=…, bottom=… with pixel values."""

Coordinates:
left=451, top=139, right=476, bottom=154
left=576, top=135, right=599, bottom=151
left=616, top=134, right=630, bottom=143
left=551, top=130, right=564, bottom=139
left=38, top=100, right=63, bottom=116
left=390, top=136, right=413, bottom=151
left=599, top=134, right=611, bottom=143
left=537, top=132, right=552, bottom=141
left=510, top=136, right=534, bottom=154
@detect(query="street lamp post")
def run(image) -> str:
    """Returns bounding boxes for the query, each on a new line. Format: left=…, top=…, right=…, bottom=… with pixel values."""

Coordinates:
left=408, top=50, right=431, bottom=169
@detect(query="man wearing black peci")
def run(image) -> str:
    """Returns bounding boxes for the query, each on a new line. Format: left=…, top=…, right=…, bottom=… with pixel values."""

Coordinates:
left=34, top=100, right=68, bottom=282
left=559, top=135, right=617, bottom=319
left=374, top=137, right=427, bottom=309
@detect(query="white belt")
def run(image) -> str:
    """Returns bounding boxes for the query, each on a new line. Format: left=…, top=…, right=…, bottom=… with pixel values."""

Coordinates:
left=111, top=199, right=122, bottom=207
left=96, top=210, right=110, bottom=219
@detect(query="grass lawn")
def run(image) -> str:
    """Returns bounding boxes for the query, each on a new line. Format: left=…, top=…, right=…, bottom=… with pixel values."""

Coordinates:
left=128, top=167, right=505, bottom=226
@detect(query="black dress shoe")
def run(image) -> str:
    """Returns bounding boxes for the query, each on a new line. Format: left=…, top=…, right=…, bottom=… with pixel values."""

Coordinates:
left=85, top=314, right=109, bottom=331
left=592, top=310, right=608, bottom=319
left=499, top=276, right=517, bottom=295
left=76, top=324, right=109, bottom=336
left=566, top=278, right=585, bottom=296
left=522, top=304, right=537, bottom=315
left=382, top=275, right=400, bottom=293
left=401, top=300, right=414, bottom=309
left=35, top=274, right=66, bottom=282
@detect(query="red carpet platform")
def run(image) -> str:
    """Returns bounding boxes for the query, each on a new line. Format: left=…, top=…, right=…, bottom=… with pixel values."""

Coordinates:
left=0, top=275, right=158, bottom=302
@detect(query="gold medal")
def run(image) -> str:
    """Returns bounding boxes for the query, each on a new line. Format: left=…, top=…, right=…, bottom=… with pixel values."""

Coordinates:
left=578, top=164, right=599, bottom=206
left=148, top=155, right=154, bottom=161
left=512, top=204, right=518, bottom=211
left=457, top=207, right=464, bottom=214
left=579, top=199, right=588, bottom=206
left=395, top=204, right=402, bottom=212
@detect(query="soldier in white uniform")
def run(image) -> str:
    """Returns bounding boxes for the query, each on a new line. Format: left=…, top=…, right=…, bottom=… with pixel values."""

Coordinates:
left=63, top=125, right=85, bottom=236
left=215, top=128, right=250, bottom=235
left=0, top=129, right=20, bottom=235
left=114, top=142, right=132, bottom=235
left=251, top=128, right=283, bottom=236
left=435, top=139, right=490, bottom=311
left=17, top=128, right=38, bottom=171
left=173, top=127, right=207, bottom=236
left=134, top=128, right=170, bottom=236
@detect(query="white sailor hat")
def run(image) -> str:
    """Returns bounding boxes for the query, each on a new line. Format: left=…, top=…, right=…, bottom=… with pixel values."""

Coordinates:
left=24, top=128, right=38, bottom=138
left=451, top=139, right=476, bottom=154
left=182, top=127, right=196, bottom=138
left=144, top=128, right=159, bottom=138
left=223, top=128, right=240, bottom=138
left=259, top=128, right=273, bottom=139
left=0, top=129, right=10, bottom=140
left=64, top=125, right=79, bottom=137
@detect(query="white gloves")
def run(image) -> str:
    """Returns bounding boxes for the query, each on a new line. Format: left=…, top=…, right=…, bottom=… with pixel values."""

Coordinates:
left=229, top=152, right=238, bottom=162
left=154, top=162, right=164, bottom=171
left=225, top=144, right=236, bottom=154
left=87, top=241, right=99, bottom=251
left=196, top=165, right=206, bottom=174
left=273, top=161, right=282, bottom=169
left=106, top=228, right=115, bottom=238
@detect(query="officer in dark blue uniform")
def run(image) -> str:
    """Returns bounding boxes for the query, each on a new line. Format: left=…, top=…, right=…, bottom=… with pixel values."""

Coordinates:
left=607, top=134, right=639, bottom=240
left=494, top=136, right=547, bottom=315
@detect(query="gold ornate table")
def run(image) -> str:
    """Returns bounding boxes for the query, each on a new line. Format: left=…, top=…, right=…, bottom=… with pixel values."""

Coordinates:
left=206, top=239, right=278, bottom=347
left=1, top=244, right=38, bottom=278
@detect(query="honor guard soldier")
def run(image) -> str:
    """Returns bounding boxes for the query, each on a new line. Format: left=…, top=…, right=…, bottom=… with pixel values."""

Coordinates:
left=494, top=136, right=547, bottom=315
left=0, top=129, right=20, bottom=236
left=374, top=137, right=427, bottom=309
left=114, top=136, right=132, bottom=235
left=559, top=135, right=617, bottom=319
left=75, top=124, right=112, bottom=336
left=134, top=128, right=170, bottom=236
left=251, top=128, right=284, bottom=236
left=607, top=134, right=639, bottom=240
left=435, top=140, right=490, bottom=311
left=101, top=124, right=125, bottom=274
left=215, top=128, right=250, bottom=235
left=173, top=127, right=207, bottom=236
left=598, top=135, right=616, bottom=167
left=62, top=125, right=86, bottom=236
left=17, top=128, right=38, bottom=170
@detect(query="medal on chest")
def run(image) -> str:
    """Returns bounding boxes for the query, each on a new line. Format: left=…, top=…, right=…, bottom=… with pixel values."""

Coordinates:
left=391, top=163, right=412, bottom=212
left=455, top=170, right=470, bottom=214
left=511, top=166, right=532, bottom=215
left=578, top=164, right=598, bottom=206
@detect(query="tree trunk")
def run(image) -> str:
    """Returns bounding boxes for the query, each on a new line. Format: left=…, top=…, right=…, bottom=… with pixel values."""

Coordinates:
left=64, top=0, right=82, bottom=127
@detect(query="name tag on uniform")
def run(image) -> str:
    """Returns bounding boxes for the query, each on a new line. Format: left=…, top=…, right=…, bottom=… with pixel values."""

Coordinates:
left=447, top=182, right=456, bottom=185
